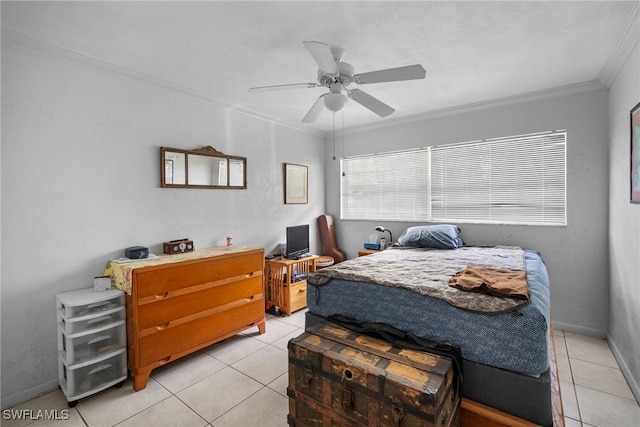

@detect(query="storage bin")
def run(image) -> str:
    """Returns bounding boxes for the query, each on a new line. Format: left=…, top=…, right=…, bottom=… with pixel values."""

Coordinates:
left=57, top=306, right=125, bottom=335
left=59, top=349, right=126, bottom=400
left=58, top=321, right=125, bottom=364
left=57, top=289, right=124, bottom=319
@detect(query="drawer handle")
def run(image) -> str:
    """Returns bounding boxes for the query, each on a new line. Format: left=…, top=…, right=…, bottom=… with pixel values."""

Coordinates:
left=158, top=356, right=171, bottom=365
left=246, top=295, right=255, bottom=302
left=155, top=292, right=169, bottom=300
left=156, top=323, right=170, bottom=331
left=245, top=272, right=254, bottom=278
left=87, top=316, right=111, bottom=326
left=88, top=335, right=111, bottom=345
left=298, top=288, right=306, bottom=293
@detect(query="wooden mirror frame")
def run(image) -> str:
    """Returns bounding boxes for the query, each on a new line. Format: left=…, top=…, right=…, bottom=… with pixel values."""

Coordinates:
left=160, top=146, right=247, bottom=189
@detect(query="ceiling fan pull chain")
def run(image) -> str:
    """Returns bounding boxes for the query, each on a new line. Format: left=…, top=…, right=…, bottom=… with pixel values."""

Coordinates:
left=332, top=113, right=337, bottom=161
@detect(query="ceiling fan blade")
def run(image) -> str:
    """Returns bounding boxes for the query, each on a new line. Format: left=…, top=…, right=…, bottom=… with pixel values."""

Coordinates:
left=249, top=82, right=318, bottom=93
left=348, top=89, right=395, bottom=117
left=302, top=94, right=326, bottom=123
left=303, top=41, right=339, bottom=76
left=353, top=64, right=426, bottom=84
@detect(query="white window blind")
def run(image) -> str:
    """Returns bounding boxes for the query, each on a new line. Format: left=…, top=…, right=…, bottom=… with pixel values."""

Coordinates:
left=340, top=150, right=430, bottom=221
left=341, top=130, right=567, bottom=226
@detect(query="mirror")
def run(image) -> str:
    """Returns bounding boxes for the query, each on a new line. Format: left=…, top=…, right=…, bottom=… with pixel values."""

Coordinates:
left=161, top=146, right=247, bottom=189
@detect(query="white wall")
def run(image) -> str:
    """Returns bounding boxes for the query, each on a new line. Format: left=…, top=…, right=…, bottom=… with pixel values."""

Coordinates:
left=607, top=11, right=640, bottom=402
left=324, top=86, right=611, bottom=336
left=0, top=43, right=325, bottom=408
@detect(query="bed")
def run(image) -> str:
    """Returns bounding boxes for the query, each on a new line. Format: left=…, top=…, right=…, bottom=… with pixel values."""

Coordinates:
left=304, top=225, right=556, bottom=426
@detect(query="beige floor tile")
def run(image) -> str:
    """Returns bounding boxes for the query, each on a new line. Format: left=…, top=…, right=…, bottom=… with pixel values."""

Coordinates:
left=211, top=386, right=288, bottom=427
left=77, top=377, right=171, bottom=427
left=575, top=385, right=640, bottom=426
left=249, top=319, right=300, bottom=344
left=205, top=334, right=267, bottom=365
left=29, top=407, right=86, bottom=427
left=231, top=345, right=289, bottom=385
left=554, top=330, right=568, bottom=357
left=565, top=332, right=619, bottom=368
left=176, top=366, right=262, bottom=423
left=115, top=396, right=207, bottom=427
left=561, top=380, right=581, bottom=420
left=557, top=353, right=574, bottom=383
left=151, top=351, right=226, bottom=394
left=267, top=372, right=289, bottom=398
left=571, top=359, right=635, bottom=400
left=276, top=309, right=308, bottom=329
left=270, top=328, right=304, bottom=351
left=564, top=417, right=582, bottom=427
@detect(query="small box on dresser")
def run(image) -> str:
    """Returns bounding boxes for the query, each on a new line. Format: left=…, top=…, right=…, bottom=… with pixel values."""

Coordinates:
left=288, top=321, right=460, bottom=427
left=56, top=288, right=127, bottom=406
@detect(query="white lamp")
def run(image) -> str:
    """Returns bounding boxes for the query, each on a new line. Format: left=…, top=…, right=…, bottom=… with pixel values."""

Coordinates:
left=375, top=226, right=393, bottom=246
left=324, top=83, right=347, bottom=113
left=324, top=92, right=347, bottom=112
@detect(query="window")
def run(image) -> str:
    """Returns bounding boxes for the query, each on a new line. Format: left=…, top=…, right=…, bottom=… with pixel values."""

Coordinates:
left=340, top=130, right=567, bottom=226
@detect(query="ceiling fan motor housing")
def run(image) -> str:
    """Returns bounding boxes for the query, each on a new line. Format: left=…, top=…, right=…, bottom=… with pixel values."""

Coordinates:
left=317, top=61, right=355, bottom=87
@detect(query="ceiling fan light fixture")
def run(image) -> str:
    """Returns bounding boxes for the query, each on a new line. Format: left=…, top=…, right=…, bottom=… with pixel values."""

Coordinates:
left=324, top=92, right=347, bottom=112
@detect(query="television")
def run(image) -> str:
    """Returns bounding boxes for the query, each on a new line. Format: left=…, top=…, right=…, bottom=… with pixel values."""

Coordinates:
left=285, top=224, right=310, bottom=260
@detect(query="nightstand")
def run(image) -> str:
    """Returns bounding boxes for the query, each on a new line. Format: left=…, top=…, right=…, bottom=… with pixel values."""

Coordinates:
left=358, top=249, right=381, bottom=257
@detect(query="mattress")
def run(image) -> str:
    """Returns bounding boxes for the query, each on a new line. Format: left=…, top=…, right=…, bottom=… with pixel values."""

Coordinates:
left=306, top=248, right=550, bottom=375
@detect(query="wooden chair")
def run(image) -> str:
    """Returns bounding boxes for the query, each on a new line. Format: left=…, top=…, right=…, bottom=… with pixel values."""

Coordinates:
left=317, top=214, right=347, bottom=263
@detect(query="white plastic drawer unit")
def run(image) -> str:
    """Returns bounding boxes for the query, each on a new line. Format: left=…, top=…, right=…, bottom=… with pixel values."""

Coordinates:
left=57, top=289, right=124, bottom=320
left=58, top=349, right=127, bottom=400
left=58, top=321, right=126, bottom=365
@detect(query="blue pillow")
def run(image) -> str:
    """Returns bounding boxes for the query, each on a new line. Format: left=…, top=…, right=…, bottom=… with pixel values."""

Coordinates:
left=397, top=225, right=464, bottom=249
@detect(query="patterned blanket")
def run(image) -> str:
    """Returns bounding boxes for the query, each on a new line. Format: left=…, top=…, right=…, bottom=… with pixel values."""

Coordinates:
left=307, top=246, right=529, bottom=313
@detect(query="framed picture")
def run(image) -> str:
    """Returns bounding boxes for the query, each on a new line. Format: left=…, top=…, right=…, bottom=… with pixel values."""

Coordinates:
left=631, top=101, right=640, bottom=204
left=284, top=163, right=308, bottom=204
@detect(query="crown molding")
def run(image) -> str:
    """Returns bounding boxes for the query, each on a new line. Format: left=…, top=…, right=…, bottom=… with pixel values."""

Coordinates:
left=1, top=30, right=325, bottom=138
left=599, top=1, right=640, bottom=87
left=336, top=80, right=607, bottom=137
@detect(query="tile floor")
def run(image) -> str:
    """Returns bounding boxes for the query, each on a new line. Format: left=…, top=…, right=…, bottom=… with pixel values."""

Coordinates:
left=4, top=311, right=640, bottom=426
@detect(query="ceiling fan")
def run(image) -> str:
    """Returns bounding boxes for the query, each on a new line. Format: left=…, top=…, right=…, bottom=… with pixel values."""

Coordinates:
left=248, top=41, right=426, bottom=123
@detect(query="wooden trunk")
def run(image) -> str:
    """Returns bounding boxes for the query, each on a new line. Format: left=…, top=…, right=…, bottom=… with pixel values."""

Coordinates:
left=288, top=321, right=460, bottom=427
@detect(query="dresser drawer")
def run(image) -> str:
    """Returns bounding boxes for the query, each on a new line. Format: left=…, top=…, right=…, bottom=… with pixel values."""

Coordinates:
left=137, top=276, right=263, bottom=329
left=135, top=251, right=263, bottom=297
left=138, top=299, right=263, bottom=367
left=286, top=280, right=308, bottom=313
left=58, top=321, right=126, bottom=365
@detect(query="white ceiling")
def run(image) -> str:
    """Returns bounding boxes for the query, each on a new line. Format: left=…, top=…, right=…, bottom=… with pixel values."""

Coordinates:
left=2, top=1, right=638, bottom=134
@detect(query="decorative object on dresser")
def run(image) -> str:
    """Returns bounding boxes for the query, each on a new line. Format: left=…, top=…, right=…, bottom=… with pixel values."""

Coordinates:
left=265, top=255, right=318, bottom=316
left=160, top=146, right=247, bottom=189
left=124, top=246, right=149, bottom=259
left=162, top=238, right=194, bottom=254
left=288, top=321, right=459, bottom=426
left=103, top=246, right=265, bottom=391
left=56, top=288, right=127, bottom=406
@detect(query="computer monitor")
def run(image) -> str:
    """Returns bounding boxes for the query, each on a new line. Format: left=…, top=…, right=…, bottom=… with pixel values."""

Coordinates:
left=285, top=224, right=310, bottom=259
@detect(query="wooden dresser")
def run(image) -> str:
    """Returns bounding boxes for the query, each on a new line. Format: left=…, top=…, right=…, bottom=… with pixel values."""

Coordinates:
left=106, top=247, right=265, bottom=391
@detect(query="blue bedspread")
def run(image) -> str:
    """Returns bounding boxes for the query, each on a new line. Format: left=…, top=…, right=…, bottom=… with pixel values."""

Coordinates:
left=307, top=249, right=550, bottom=375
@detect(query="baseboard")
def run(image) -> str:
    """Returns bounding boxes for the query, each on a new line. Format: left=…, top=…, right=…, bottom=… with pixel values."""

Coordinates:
left=607, top=334, right=640, bottom=405
left=551, top=321, right=606, bottom=339
left=1, top=379, right=59, bottom=410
